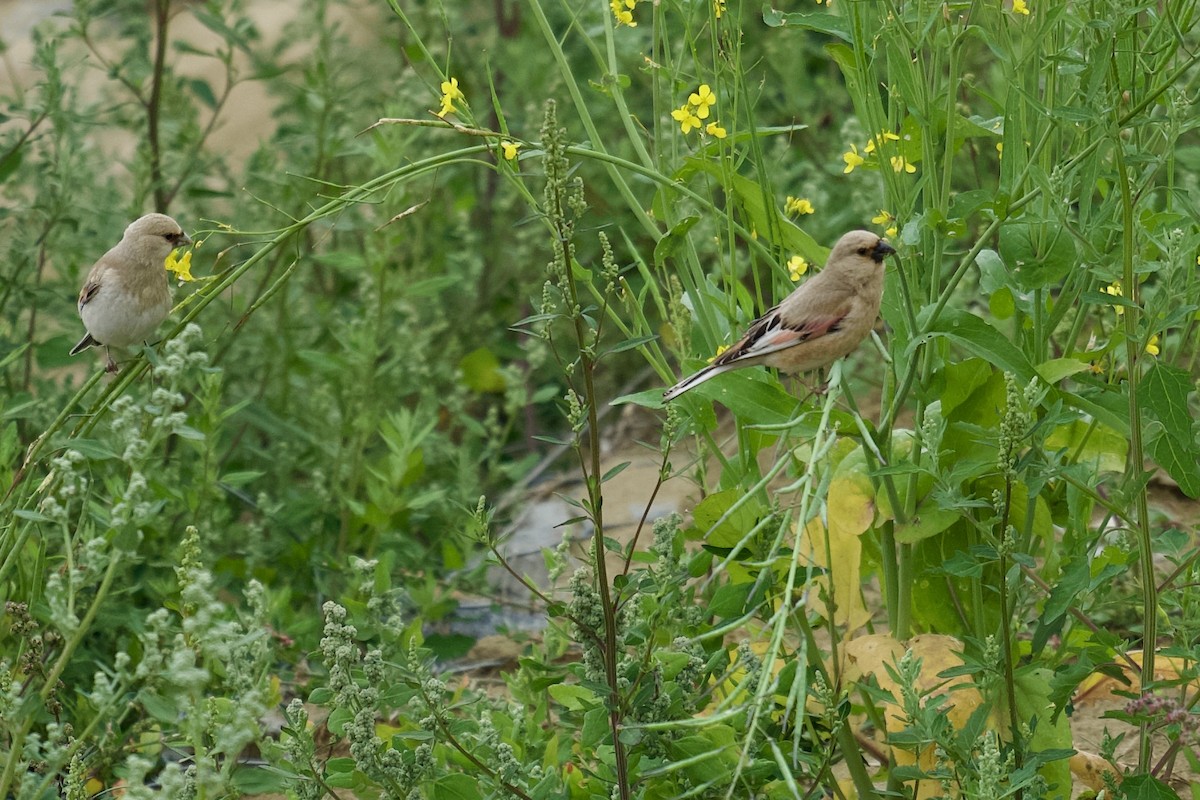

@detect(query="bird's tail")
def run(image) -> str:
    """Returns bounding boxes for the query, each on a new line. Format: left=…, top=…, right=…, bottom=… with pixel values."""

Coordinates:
left=69, top=333, right=98, bottom=356
left=662, top=363, right=737, bottom=401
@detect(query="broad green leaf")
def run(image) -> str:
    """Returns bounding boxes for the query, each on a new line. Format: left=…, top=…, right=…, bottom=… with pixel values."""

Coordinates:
left=1045, top=420, right=1126, bottom=474
left=582, top=706, right=609, bottom=750
left=431, top=774, right=483, bottom=800
left=690, top=488, right=766, bottom=550
left=915, top=309, right=1037, bottom=384
left=999, top=223, right=1078, bottom=291
left=547, top=683, right=599, bottom=711
left=894, top=506, right=961, bottom=544
left=458, top=347, right=506, bottom=393
left=1119, top=774, right=1183, bottom=800
left=682, top=371, right=797, bottom=426
left=653, top=215, right=699, bottom=266
left=1035, top=358, right=1091, bottom=385
left=1138, top=363, right=1200, bottom=498
left=761, top=7, right=852, bottom=42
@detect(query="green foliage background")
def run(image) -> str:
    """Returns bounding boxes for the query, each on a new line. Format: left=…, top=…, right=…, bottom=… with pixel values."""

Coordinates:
left=1, top=0, right=1199, bottom=798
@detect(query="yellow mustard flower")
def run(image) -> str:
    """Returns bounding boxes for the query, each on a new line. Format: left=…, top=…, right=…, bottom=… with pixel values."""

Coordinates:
left=707, top=344, right=730, bottom=363
left=1103, top=281, right=1124, bottom=316
left=165, top=249, right=195, bottom=282
left=611, top=0, right=637, bottom=26
left=434, top=77, right=465, bottom=118
left=1012, top=0, right=1030, bottom=15
left=714, top=0, right=726, bottom=17
left=705, top=121, right=727, bottom=139
left=872, top=210, right=898, bottom=238
left=672, top=104, right=701, bottom=134
left=501, top=141, right=521, bottom=161
left=1145, top=334, right=1160, bottom=356
left=787, top=255, right=809, bottom=281
left=843, top=144, right=865, bottom=173
left=890, top=155, right=916, bottom=174
left=689, top=85, right=717, bottom=119
left=996, top=142, right=1004, bottom=158
left=786, top=196, right=815, bottom=216
left=864, top=131, right=900, bottom=154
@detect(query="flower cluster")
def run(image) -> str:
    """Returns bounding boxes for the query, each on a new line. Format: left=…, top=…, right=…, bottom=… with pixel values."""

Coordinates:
left=433, top=77, right=465, bottom=118
left=787, top=255, right=809, bottom=281
left=872, top=209, right=899, bottom=238
left=165, top=244, right=197, bottom=282
left=1011, top=0, right=1030, bottom=15
left=611, top=0, right=638, bottom=27
left=843, top=130, right=914, bottom=174
left=671, top=84, right=727, bottom=138
left=785, top=196, right=814, bottom=216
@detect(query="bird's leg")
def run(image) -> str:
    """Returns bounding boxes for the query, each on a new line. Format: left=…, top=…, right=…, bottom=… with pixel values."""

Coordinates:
left=104, top=347, right=119, bottom=373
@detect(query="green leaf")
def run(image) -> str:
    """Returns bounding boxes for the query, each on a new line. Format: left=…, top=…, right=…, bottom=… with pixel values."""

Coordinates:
left=894, top=506, right=961, bottom=544
left=1138, top=363, right=1200, bottom=498
left=1045, top=420, right=1126, bottom=474
left=1035, top=358, right=1091, bottom=385
left=708, top=582, right=753, bottom=618
left=0, top=147, right=23, bottom=184
left=681, top=371, right=797, bottom=425
left=458, top=347, right=506, bottom=393
left=653, top=215, right=699, bottom=266
left=998, top=223, right=1078, bottom=290
left=547, top=683, right=599, bottom=711
left=761, top=7, right=852, bottom=42
left=581, top=706, right=609, bottom=750
left=431, top=774, right=483, bottom=800
left=13, top=509, right=52, bottom=522
left=690, top=488, right=766, bottom=549
left=916, top=309, right=1037, bottom=384
left=1119, top=774, right=1182, bottom=800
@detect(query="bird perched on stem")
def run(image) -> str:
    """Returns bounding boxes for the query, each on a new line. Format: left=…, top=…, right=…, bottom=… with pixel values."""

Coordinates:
left=663, top=229, right=894, bottom=401
left=69, top=213, right=191, bottom=373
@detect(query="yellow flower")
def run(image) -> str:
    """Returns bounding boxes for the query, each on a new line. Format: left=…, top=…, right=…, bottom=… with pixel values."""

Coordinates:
left=501, top=140, right=521, bottom=161
left=890, top=155, right=916, bottom=174
left=705, top=121, right=727, bottom=139
left=1012, top=0, right=1030, bottom=15
left=872, top=209, right=898, bottom=238
left=787, top=255, right=808, bottom=281
left=434, top=77, right=465, bottom=118
left=707, top=344, right=730, bottom=363
left=842, top=144, right=865, bottom=173
left=864, top=131, right=900, bottom=154
left=690, top=85, right=717, bottom=119
left=611, top=0, right=637, bottom=26
left=786, top=196, right=815, bottom=216
left=672, top=104, right=701, bottom=134
left=1145, top=334, right=1160, bottom=357
left=164, top=249, right=195, bottom=282
left=714, top=0, right=726, bottom=17
left=1103, top=281, right=1125, bottom=316
left=996, top=142, right=1004, bottom=157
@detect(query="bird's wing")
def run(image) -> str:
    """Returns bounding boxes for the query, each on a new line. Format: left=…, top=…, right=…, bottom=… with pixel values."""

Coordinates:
left=712, top=300, right=852, bottom=366
left=78, top=279, right=102, bottom=313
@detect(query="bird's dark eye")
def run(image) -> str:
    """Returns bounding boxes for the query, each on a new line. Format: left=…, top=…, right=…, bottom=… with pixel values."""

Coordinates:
left=857, top=247, right=868, bottom=255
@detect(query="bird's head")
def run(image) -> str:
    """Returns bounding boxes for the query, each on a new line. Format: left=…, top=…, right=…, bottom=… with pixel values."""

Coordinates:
left=124, top=213, right=192, bottom=262
left=832, top=229, right=894, bottom=265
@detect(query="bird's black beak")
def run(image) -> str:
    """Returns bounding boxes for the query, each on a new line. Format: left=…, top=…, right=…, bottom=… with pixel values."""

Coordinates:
left=872, top=239, right=896, bottom=263
left=178, top=233, right=193, bottom=248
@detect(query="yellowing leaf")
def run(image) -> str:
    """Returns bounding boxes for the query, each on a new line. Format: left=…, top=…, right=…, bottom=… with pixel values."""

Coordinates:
left=799, top=473, right=874, bottom=632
